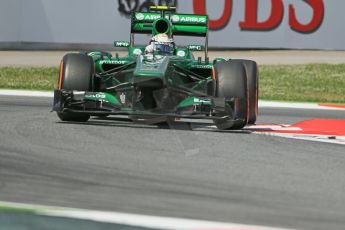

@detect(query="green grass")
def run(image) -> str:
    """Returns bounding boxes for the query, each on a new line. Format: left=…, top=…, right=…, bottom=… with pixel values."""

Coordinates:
left=0, top=67, right=58, bottom=91
left=0, top=205, right=34, bottom=213
left=260, top=64, right=345, bottom=103
left=0, top=64, right=345, bottom=103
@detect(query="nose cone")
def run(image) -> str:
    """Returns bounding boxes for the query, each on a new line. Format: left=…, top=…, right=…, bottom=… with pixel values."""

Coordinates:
left=134, top=55, right=169, bottom=78
left=133, top=55, right=170, bottom=88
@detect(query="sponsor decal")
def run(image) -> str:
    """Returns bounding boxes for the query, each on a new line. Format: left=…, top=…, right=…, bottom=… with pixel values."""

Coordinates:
left=193, top=98, right=210, bottom=103
left=100, top=60, right=127, bottom=65
left=191, top=64, right=212, bottom=69
left=135, top=13, right=145, bottom=20
left=187, top=45, right=204, bottom=51
left=170, top=15, right=206, bottom=24
left=114, top=41, right=130, bottom=47
left=171, top=15, right=179, bottom=23
left=180, top=16, right=206, bottom=23
left=143, top=14, right=161, bottom=21
left=193, top=0, right=324, bottom=33
left=85, top=93, right=106, bottom=100
left=133, top=48, right=143, bottom=55
left=119, top=0, right=324, bottom=33
left=177, top=50, right=185, bottom=57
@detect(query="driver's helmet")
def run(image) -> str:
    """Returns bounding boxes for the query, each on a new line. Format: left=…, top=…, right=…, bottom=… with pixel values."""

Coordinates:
left=151, top=34, right=174, bottom=54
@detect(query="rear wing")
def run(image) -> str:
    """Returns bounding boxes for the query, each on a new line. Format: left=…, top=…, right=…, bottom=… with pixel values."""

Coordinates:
left=130, top=11, right=209, bottom=58
left=131, top=12, right=208, bottom=37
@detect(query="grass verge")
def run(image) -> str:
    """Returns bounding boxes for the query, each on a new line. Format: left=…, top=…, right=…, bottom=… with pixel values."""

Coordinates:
left=0, top=64, right=344, bottom=103
left=0, top=67, right=58, bottom=91
left=260, top=64, right=345, bottom=103
left=0, top=205, right=34, bottom=213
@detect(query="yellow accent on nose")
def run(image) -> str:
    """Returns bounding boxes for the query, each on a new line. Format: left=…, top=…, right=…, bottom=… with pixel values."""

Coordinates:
left=150, top=6, right=176, bottom=10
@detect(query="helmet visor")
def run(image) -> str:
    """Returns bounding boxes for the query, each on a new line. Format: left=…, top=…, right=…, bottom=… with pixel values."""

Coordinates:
left=155, top=43, right=174, bottom=54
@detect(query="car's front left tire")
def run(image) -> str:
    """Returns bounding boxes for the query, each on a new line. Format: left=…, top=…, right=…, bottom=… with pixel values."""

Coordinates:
left=57, top=53, right=94, bottom=122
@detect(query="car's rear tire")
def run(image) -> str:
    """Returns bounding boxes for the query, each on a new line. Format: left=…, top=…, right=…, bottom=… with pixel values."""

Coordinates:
left=231, top=59, right=258, bottom=124
left=213, top=61, right=248, bottom=130
left=57, top=53, right=94, bottom=122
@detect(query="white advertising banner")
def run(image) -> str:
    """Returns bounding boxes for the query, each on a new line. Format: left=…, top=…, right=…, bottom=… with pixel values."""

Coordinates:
left=0, top=0, right=344, bottom=50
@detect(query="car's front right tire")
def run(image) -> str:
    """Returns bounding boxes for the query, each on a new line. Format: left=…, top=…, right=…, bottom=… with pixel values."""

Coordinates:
left=212, top=60, right=249, bottom=130
left=231, top=59, right=259, bottom=124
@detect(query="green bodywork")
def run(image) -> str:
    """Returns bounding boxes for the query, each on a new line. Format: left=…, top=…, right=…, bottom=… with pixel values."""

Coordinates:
left=177, top=97, right=211, bottom=109
left=84, top=92, right=121, bottom=106
left=131, top=12, right=208, bottom=36
left=86, top=48, right=218, bottom=111
left=54, top=7, right=228, bottom=118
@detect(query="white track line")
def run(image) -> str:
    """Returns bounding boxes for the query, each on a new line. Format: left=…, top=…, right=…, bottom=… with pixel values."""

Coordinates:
left=0, top=201, right=294, bottom=230
left=254, top=132, right=345, bottom=146
left=0, top=89, right=344, bottom=110
left=259, top=101, right=345, bottom=110
left=0, top=89, right=53, bottom=97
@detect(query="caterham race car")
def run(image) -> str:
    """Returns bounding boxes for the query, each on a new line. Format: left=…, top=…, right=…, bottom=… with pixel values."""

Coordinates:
left=53, top=6, right=258, bottom=130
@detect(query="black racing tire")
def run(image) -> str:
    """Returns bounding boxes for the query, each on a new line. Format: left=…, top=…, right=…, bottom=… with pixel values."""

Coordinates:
left=57, top=53, right=94, bottom=122
left=213, top=61, right=248, bottom=130
left=231, top=59, right=259, bottom=124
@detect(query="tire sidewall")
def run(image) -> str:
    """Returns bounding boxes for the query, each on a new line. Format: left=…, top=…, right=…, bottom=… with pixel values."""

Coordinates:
left=230, top=59, right=258, bottom=124
left=213, top=61, right=249, bottom=129
left=57, top=53, right=95, bottom=122
left=60, top=53, right=94, bottom=91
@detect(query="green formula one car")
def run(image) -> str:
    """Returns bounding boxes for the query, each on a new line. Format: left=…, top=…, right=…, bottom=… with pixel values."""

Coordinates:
left=53, top=6, right=258, bottom=130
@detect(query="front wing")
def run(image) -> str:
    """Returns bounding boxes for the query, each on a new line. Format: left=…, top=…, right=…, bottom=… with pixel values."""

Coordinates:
left=52, top=89, right=246, bottom=123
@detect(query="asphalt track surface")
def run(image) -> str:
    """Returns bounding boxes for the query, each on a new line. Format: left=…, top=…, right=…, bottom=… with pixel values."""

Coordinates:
left=0, top=95, right=345, bottom=230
